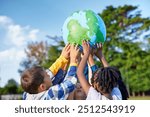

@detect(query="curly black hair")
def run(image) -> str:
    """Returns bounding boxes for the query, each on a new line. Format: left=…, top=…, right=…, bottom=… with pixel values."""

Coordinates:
left=91, top=67, right=119, bottom=94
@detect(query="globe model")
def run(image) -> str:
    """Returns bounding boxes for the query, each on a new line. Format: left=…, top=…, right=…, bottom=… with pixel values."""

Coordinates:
left=62, top=10, right=106, bottom=46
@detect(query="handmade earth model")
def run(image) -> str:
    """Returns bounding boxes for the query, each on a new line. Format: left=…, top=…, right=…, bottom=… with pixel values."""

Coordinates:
left=62, top=10, right=106, bottom=47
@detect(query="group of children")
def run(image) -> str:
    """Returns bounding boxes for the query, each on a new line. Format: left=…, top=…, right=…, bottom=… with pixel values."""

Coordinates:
left=21, top=41, right=129, bottom=100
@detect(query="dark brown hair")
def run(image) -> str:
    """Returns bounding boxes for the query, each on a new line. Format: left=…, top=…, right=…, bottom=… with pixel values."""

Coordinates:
left=21, top=66, right=45, bottom=94
left=91, top=67, right=119, bottom=94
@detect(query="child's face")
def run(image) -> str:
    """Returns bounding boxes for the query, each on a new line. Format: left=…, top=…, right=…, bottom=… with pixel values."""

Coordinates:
left=74, top=83, right=86, bottom=100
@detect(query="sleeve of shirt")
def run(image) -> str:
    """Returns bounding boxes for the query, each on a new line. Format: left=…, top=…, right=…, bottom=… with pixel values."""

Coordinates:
left=84, top=64, right=89, bottom=81
left=49, top=55, right=68, bottom=75
left=22, top=92, right=27, bottom=100
left=111, top=87, right=122, bottom=100
left=46, top=55, right=68, bottom=80
left=65, top=63, right=77, bottom=77
left=52, top=69, right=65, bottom=85
left=91, top=64, right=98, bottom=73
left=47, top=65, right=77, bottom=100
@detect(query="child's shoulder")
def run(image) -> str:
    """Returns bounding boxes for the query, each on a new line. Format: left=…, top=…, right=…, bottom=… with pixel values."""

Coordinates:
left=111, top=87, right=122, bottom=100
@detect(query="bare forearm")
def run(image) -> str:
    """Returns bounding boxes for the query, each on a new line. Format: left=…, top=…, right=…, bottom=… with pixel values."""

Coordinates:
left=88, top=54, right=95, bottom=67
left=97, top=53, right=109, bottom=67
left=77, top=55, right=90, bottom=94
left=78, top=55, right=88, bottom=73
left=99, top=55, right=109, bottom=67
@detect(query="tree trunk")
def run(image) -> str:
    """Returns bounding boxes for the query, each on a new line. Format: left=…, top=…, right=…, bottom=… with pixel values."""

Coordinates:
left=138, top=92, right=141, bottom=96
left=132, top=92, right=135, bottom=97
left=142, top=92, right=145, bottom=97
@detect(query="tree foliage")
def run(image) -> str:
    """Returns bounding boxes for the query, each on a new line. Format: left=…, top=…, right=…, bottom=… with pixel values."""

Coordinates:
left=18, top=41, right=49, bottom=74
left=41, top=36, right=65, bottom=68
left=0, top=79, right=23, bottom=94
left=99, top=5, right=150, bottom=95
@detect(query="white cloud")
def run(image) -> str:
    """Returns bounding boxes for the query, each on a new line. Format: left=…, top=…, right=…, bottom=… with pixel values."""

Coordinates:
left=0, top=15, right=40, bottom=47
left=7, top=24, right=26, bottom=46
left=28, top=29, right=40, bottom=41
left=0, top=16, right=13, bottom=26
left=0, top=48, right=25, bottom=62
left=0, top=48, right=26, bottom=87
left=0, top=16, right=41, bottom=87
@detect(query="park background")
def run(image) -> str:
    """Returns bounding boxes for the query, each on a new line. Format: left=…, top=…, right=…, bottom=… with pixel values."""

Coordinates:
left=0, top=0, right=150, bottom=100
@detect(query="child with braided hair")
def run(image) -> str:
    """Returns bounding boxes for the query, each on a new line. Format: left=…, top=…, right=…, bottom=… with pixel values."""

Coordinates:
left=90, top=42, right=129, bottom=100
left=77, top=41, right=122, bottom=100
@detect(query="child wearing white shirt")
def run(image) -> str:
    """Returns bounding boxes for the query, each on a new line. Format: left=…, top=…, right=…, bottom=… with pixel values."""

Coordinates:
left=77, top=41, right=122, bottom=100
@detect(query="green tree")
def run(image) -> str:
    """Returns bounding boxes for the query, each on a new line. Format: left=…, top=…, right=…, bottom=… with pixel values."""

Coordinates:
left=18, top=41, right=49, bottom=74
left=100, top=5, right=150, bottom=95
left=17, top=85, right=24, bottom=94
left=18, top=36, right=65, bottom=71
left=4, top=79, right=18, bottom=94
left=0, top=79, right=23, bottom=95
left=42, top=36, right=65, bottom=68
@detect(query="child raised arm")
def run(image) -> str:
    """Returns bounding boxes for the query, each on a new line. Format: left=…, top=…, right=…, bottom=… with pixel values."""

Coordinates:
left=77, top=41, right=122, bottom=100
left=77, top=41, right=91, bottom=95
left=47, top=44, right=70, bottom=79
left=48, top=44, right=80, bottom=100
left=94, top=43, right=109, bottom=67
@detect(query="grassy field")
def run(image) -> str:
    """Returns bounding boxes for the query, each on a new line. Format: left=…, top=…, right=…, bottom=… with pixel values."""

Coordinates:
left=129, top=96, right=150, bottom=100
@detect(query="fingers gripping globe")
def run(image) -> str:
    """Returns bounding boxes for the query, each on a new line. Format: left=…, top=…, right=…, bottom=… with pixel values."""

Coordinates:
left=62, top=10, right=106, bottom=48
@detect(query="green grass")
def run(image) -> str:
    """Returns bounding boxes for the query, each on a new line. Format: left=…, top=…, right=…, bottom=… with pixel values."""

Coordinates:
left=129, top=96, right=150, bottom=100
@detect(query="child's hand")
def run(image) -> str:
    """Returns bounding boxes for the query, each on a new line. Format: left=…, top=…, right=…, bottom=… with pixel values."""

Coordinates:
left=94, top=43, right=103, bottom=58
left=82, top=40, right=91, bottom=56
left=70, top=44, right=80, bottom=63
left=61, top=44, right=71, bottom=59
left=94, top=43, right=109, bottom=67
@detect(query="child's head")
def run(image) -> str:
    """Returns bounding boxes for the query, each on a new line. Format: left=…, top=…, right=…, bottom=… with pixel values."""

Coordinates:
left=21, top=66, right=52, bottom=94
left=91, top=67, right=119, bottom=94
left=74, top=83, right=86, bottom=100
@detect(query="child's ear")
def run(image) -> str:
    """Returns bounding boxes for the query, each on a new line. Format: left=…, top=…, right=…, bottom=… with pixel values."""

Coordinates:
left=38, top=83, right=46, bottom=92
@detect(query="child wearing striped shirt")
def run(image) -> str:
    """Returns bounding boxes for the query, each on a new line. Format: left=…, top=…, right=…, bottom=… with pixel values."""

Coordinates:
left=21, top=44, right=80, bottom=100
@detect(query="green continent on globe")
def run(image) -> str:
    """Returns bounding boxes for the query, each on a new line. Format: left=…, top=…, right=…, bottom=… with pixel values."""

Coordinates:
left=86, top=10, right=104, bottom=43
left=67, top=19, right=90, bottom=45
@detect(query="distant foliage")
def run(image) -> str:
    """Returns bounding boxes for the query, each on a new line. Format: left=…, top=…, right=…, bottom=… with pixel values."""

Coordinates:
left=18, top=41, right=49, bottom=74
left=0, top=79, right=23, bottom=95
left=100, top=5, right=150, bottom=95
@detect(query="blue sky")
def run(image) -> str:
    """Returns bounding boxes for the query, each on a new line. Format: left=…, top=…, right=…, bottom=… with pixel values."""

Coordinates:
left=0, top=0, right=150, bottom=87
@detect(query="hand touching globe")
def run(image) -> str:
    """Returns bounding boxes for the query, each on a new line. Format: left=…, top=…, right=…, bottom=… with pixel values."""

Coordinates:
left=62, top=10, right=106, bottom=47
